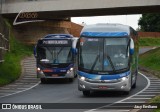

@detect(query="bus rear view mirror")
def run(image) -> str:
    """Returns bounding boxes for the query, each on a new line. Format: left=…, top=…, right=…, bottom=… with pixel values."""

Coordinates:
left=72, top=38, right=79, bottom=55
left=130, top=38, right=134, bottom=55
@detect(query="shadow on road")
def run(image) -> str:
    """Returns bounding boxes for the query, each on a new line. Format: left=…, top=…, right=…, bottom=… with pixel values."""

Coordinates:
left=81, top=91, right=130, bottom=98
left=40, top=78, right=75, bottom=84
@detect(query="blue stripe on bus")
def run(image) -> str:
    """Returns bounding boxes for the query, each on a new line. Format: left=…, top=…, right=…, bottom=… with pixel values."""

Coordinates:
left=78, top=71, right=130, bottom=80
left=81, top=32, right=128, bottom=37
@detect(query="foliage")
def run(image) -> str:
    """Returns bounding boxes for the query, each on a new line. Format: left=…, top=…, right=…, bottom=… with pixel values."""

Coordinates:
left=0, top=33, right=33, bottom=86
left=138, top=13, right=160, bottom=32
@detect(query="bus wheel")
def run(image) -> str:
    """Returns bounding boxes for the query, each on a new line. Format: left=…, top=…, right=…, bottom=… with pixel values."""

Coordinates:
left=83, top=91, right=90, bottom=96
left=41, top=78, right=46, bottom=84
left=132, top=80, right=137, bottom=89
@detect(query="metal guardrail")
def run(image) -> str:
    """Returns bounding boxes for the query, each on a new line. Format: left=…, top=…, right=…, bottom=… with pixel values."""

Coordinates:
left=0, top=32, right=9, bottom=63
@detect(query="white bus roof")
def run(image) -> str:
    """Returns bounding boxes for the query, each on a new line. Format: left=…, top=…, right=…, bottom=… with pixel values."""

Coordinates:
left=81, top=24, right=132, bottom=36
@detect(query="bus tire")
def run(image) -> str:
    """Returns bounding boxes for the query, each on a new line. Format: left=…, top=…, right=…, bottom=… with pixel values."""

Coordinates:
left=132, top=70, right=138, bottom=89
left=41, top=78, right=46, bottom=84
left=132, top=81, right=136, bottom=89
left=83, top=91, right=90, bottom=96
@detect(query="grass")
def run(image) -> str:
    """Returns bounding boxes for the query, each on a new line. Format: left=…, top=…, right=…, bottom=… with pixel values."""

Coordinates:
left=139, top=38, right=160, bottom=46
left=139, top=47, right=160, bottom=76
left=0, top=32, right=33, bottom=86
left=139, top=47, right=160, bottom=112
left=149, top=96, right=160, bottom=112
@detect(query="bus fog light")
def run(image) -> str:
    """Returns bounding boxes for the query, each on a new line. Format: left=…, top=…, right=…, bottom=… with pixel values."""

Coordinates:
left=82, top=85, right=85, bottom=88
left=67, top=70, right=70, bottom=74
left=80, top=84, right=85, bottom=88
left=121, top=84, right=127, bottom=89
left=121, top=86, right=124, bottom=89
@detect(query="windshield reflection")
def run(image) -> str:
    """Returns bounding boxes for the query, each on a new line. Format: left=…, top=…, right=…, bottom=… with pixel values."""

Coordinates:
left=79, top=37, right=129, bottom=74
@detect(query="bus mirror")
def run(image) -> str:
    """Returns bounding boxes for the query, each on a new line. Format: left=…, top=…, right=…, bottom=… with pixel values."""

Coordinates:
left=72, top=38, right=79, bottom=55
left=72, top=48, right=78, bottom=55
left=130, top=38, right=134, bottom=55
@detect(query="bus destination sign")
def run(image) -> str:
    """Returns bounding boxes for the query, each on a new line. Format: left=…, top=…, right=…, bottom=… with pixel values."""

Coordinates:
left=43, top=40, right=69, bottom=45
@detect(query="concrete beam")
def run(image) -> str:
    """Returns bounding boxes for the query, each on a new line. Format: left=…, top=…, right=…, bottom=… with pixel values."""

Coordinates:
left=2, top=0, right=160, bottom=18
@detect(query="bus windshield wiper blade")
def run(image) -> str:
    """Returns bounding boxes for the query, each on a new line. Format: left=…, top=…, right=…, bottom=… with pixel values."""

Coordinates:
left=90, top=54, right=100, bottom=73
left=106, top=55, right=116, bottom=73
left=57, top=47, right=64, bottom=56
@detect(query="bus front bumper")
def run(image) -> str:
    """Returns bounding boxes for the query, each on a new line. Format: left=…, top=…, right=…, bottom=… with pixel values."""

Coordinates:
left=37, top=70, right=74, bottom=79
left=78, top=76, right=131, bottom=92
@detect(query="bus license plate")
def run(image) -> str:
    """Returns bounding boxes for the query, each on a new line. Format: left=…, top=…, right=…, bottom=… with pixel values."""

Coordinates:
left=52, top=74, right=58, bottom=77
left=99, top=86, right=107, bottom=89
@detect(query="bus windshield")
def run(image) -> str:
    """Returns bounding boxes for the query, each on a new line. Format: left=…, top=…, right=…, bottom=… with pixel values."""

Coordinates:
left=37, top=46, right=73, bottom=64
left=79, top=37, right=129, bottom=74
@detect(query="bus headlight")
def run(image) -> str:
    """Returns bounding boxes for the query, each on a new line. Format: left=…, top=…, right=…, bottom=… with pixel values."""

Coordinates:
left=37, top=67, right=40, bottom=71
left=67, top=67, right=74, bottom=74
left=121, top=76, right=129, bottom=81
left=37, top=67, right=44, bottom=74
left=80, top=76, right=86, bottom=81
left=70, top=67, right=74, bottom=71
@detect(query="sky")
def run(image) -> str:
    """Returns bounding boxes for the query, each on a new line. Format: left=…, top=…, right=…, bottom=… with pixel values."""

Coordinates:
left=71, top=14, right=141, bottom=30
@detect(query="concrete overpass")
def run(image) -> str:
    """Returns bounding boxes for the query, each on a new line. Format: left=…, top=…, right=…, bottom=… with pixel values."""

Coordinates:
left=1, top=0, right=160, bottom=19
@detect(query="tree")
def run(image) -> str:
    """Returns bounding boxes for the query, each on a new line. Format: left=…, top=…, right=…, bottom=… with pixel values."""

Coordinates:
left=138, top=13, right=160, bottom=32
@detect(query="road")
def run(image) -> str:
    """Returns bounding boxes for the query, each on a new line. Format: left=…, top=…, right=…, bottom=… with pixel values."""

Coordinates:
left=0, top=47, right=160, bottom=112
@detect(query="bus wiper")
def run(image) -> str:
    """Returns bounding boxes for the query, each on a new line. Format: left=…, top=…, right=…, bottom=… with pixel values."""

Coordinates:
left=126, top=39, right=130, bottom=57
left=106, top=55, right=116, bottom=73
left=57, top=47, right=64, bottom=56
left=90, top=54, right=100, bottom=72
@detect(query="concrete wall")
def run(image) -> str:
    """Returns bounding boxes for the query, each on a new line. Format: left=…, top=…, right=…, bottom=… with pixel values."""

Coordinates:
left=138, top=32, right=160, bottom=38
left=70, top=22, right=83, bottom=37
left=12, top=21, right=82, bottom=45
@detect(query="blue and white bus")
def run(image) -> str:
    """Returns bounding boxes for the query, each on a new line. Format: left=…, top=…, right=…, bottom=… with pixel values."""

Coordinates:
left=78, top=24, right=139, bottom=96
left=34, top=34, right=78, bottom=83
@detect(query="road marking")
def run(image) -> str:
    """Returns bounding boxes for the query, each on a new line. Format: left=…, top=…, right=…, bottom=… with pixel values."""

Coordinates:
left=148, top=78, right=159, bottom=80
left=148, top=86, right=159, bottom=88
left=0, top=88, right=10, bottom=89
left=0, top=81, right=40, bottom=99
left=17, top=88, right=28, bottom=89
left=146, top=89, right=160, bottom=91
left=136, top=95, right=155, bottom=96
left=14, top=83, right=24, bottom=84
left=141, top=92, right=160, bottom=93
left=92, top=110, right=130, bottom=112
left=22, top=78, right=36, bottom=79
left=85, top=72, right=150, bottom=112
left=119, top=101, right=146, bottom=103
left=129, top=98, right=151, bottom=100
left=144, top=90, right=160, bottom=92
